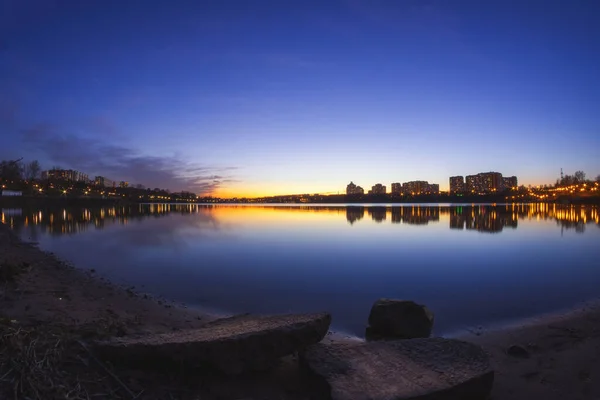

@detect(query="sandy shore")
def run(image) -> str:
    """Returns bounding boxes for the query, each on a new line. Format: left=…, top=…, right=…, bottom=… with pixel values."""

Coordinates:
left=2, top=221, right=599, bottom=399
left=457, top=303, right=600, bottom=400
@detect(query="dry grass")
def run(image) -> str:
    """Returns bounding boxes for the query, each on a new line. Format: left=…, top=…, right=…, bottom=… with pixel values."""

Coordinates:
left=0, top=319, right=210, bottom=400
left=0, top=319, right=137, bottom=400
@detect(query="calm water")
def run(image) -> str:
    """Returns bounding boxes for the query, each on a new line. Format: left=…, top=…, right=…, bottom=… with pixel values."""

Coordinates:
left=3, top=203, right=600, bottom=336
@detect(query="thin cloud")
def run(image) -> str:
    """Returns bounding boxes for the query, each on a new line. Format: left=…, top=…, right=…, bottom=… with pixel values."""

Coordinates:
left=20, top=124, right=237, bottom=195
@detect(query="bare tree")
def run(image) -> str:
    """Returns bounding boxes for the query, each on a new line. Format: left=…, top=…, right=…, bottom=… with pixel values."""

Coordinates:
left=24, top=160, right=41, bottom=180
left=574, top=170, right=586, bottom=183
left=0, top=159, right=23, bottom=181
left=561, top=175, right=574, bottom=186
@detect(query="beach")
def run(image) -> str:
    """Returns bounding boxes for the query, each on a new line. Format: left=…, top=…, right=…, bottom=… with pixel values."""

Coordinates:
left=461, top=304, right=600, bottom=399
left=1, top=220, right=599, bottom=399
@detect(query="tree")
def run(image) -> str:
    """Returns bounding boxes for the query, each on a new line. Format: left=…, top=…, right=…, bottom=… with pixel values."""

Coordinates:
left=24, top=160, right=41, bottom=180
left=0, top=159, right=23, bottom=182
left=574, top=171, right=586, bottom=183
left=596, top=174, right=600, bottom=183
left=561, top=175, right=574, bottom=186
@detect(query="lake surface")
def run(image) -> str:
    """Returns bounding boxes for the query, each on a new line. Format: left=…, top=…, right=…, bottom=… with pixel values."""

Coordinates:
left=3, top=203, right=600, bottom=336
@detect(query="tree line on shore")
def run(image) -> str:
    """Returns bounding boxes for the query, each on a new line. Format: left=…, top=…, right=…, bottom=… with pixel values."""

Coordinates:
left=0, top=158, right=197, bottom=201
left=0, top=159, right=41, bottom=182
left=556, top=171, right=598, bottom=187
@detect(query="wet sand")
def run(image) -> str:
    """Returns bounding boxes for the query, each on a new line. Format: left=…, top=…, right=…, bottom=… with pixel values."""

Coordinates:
left=459, top=303, right=600, bottom=400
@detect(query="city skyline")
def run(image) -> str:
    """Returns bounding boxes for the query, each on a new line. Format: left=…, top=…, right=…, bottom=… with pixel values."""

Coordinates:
left=1, top=1, right=599, bottom=197
left=9, top=162, right=600, bottom=197
left=5, top=160, right=600, bottom=200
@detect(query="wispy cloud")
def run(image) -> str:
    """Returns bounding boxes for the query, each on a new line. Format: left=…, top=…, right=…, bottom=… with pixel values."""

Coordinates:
left=20, top=124, right=237, bottom=195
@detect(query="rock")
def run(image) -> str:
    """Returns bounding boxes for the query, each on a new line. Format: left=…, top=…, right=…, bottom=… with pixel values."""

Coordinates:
left=302, top=338, right=494, bottom=400
left=507, top=344, right=530, bottom=358
left=366, top=298, right=434, bottom=340
left=94, top=312, right=331, bottom=374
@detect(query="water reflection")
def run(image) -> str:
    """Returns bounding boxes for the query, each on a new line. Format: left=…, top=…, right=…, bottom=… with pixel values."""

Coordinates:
left=3, top=202, right=600, bottom=336
left=2, top=203, right=598, bottom=236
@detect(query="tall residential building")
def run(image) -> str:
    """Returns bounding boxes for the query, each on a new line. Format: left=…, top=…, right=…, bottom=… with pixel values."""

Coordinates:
left=428, top=183, right=440, bottom=194
left=465, top=174, right=482, bottom=193
left=449, top=176, right=465, bottom=194
left=346, top=181, right=364, bottom=195
left=41, top=169, right=88, bottom=183
left=391, top=182, right=402, bottom=194
left=370, top=183, right=386, bottom=195
left=402, top=180, right=429, bottom=195
left=479, top=172, right=503, bottom=192
left=94, top=176, right=115, bottom=188
left=503, top=176, right=518, bottom=189
left=463, top=172, right=516, bottom=193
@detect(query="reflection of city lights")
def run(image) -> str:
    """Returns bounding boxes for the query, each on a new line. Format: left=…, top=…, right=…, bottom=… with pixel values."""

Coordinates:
left=4, top=203, right=599, bottom=235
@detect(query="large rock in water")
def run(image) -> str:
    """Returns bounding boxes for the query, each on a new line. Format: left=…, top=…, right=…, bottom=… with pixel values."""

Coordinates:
left=302, top=338, right=494, bottom=400
left=367, top=298, right=434, bottom=340
left=94, top=312, right=331, bottom=375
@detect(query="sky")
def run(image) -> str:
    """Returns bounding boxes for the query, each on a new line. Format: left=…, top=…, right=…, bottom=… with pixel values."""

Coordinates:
left=1, top=0, right=599, bottom=197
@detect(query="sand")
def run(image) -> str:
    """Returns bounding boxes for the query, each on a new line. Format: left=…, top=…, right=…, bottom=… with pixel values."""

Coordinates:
left=2, top=221, right=599, bottom=399
left=458, top=304, right=600, bottom=400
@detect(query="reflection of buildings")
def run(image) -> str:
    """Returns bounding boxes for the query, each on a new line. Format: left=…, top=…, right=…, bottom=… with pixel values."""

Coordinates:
left=346, top=181, right=365, bottom=195
left=3, top=204, right=202, bottom=236
left=399, top=206, right=439, bottom=225
left=390, top=207, right=440, bottom=225
left=346, top=207, right=365, bottom=225
left=450, top=206, right=519, bottom=233
left=2, top=204, right=597, bottom=236
left=368, top=207, right=387, bottom=222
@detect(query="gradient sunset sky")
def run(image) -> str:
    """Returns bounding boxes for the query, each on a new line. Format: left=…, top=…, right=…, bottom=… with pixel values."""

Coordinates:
left=1, top=0, right=599, bottom=197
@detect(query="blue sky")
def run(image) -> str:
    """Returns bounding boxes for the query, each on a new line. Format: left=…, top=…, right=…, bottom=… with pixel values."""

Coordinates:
left=1, top=0, right=599, bottom=196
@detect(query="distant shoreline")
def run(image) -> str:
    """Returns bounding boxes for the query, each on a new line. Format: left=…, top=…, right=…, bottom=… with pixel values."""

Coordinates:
left=1, top=195, right=599, bottom=208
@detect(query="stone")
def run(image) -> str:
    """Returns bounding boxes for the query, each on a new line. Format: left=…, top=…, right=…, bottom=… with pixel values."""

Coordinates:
left=367, top=298, right=434, bottom=340
left=302, top=338, right=494, bottom=400
left=95, top=312, right=331, bottom=375
left=507, top=344, right=530, bottom=358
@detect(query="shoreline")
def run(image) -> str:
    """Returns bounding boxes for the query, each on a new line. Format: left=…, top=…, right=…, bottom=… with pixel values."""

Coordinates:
left=456, top=301, right=600, bottom=399
left=2, top=221, right=600, bottom=399
left=2, top=195, right=599, bottom=208
left=0, top=221, right=217, bottom=335
left=443, top=298, right=600, bottom=339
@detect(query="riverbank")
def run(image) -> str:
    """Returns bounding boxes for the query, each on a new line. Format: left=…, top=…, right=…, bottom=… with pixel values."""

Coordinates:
left=2, top=221, right=600, bottom=399
left=458, top=303, right=600, bottom=399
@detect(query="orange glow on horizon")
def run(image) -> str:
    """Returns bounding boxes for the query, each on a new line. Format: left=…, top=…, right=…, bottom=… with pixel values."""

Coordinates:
left=209, top=175, right=566, bottom=199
